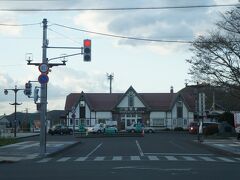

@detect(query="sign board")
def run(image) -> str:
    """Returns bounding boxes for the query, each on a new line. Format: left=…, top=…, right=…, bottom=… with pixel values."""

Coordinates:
left=38, top=74, right=49, bottom=84
left=38, top=63, right=49, bottom=73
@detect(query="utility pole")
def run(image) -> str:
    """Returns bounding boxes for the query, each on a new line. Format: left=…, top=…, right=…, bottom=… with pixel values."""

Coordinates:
left=27, top=18, right=91, bottom=157
left=107, top=73, right=114, bottom=94
left=4, top=86, right=24, bottom=137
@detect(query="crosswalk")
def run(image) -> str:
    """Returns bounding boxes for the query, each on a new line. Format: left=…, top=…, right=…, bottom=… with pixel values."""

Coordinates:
left=36, top=155, right=240, bottom=164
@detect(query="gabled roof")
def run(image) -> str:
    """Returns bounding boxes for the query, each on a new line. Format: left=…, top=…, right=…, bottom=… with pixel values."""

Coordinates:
left=114, top=86, right=149, bottom=109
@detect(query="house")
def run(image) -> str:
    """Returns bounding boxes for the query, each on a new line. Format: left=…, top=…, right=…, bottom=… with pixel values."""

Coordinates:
left=64, top=86, right=197, bottom=130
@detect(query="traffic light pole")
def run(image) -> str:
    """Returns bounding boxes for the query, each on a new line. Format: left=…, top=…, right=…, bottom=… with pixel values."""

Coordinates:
left=27, top=18, right=90, bottom=157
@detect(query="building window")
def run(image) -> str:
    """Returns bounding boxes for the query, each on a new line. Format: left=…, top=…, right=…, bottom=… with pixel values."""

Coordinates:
left=177, top=101, right=183, bottom=118
left=128, top=93, right=134, bottom=107
left=75, top=119, right=79, bottom=126
left=151, top=118, right=165, bottom=127
left=69, top=118, right=73, bottom=125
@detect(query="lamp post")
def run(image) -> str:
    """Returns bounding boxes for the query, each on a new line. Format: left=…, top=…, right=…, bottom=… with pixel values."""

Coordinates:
left=4, top=85, right=25, bottom=137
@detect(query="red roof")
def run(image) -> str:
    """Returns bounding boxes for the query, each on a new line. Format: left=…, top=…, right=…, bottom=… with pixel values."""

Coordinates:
left=64, top=91, right=194, bottom=112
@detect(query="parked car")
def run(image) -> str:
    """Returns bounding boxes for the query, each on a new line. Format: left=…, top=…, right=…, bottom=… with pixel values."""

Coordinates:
left=48, top=125, right=73, bottom=135
left=87, top=123, right=106, bottom=133
left=104, top=125, right=118, bottom=134
left=126, top=123, right=144, bottom=133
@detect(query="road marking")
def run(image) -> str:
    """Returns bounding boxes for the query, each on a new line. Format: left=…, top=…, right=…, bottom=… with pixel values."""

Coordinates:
left=217, top=157, right=235, bottom=163
left=25, top=153, right=39, bottom=160
left=75, top=157, right=87, bottom=161
left=0, top=156, right=22, bottom=162
left=234, top=158, right=240, bottom=161
left=148, top=156, right=159, bottom=161
left=37, top=158, right=52, bottom=163
left=112, top=156, right=122, bottom=161
left=57, top=157, right=71, bottom=162
left=130, top=156, right=141, bottom=161
left=94, top=156, right=105, bottom=161
left=135, top=140, right=144, bottom=156
left=182, top=156, right=196, bottom=161
left=145, top=153, right=213, bottom=156
left=18, top=143, right=39, bottom=150
left=165, top=156, right=178, bottom=161
left=86, top=143, right=103, bottom=157
left=199, top=156, right=216, bottom=162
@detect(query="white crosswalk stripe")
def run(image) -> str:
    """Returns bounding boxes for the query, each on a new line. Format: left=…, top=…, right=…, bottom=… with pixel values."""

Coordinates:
left=217, top=157, right=235, bottom=163
left=37, top=158, right=52, bottom=163
left=235, top=157, right=240, bottom=161
left=165, top=156, right=178, bottom=161
left=57, top=157, right=71, bottom=162
left=112, top=156, right=122, bottom=161
left=182, top=156, right=196, bottom=161
left=148, top=156, right=159, bottom=161
left=75, top=157, right=87, bottom=162
left=94, top=156, right=105, bottom=161
left=199, top=156, right=216, bottom=162
left=130, top=156, right=141, bottom=161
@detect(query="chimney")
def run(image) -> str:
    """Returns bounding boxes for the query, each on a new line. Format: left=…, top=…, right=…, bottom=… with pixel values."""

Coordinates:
left=170, top=86, right=174, bottom=93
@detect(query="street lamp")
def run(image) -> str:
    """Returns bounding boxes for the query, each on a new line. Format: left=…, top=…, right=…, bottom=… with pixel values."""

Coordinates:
left=4, top=85, right=25, bottom=137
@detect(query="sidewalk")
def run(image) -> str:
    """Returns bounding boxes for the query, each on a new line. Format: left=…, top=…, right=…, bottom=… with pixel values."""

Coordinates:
left=0, top=139, right=79, bottom=163
left=0, top=132, right=40, bottom=139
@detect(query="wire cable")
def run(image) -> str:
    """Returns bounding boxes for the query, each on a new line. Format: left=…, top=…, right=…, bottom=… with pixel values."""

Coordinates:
left=52, top=23, right=193, bottom=44
left=0, top=4, right=238, bottom=12
left=0, top=22, right=41, bottom=26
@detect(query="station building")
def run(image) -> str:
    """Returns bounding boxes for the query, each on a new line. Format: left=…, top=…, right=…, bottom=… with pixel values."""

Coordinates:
left=64, top=86, right=198, bottom=130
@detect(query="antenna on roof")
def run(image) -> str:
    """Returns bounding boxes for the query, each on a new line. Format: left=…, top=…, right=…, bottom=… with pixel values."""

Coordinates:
left=107, top=73, right=114, bottom=94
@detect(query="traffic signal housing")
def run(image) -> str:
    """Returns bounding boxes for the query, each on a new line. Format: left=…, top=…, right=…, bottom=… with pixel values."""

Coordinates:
left=24, top=82, right=32, bottom=97
left=83, top=39, right=91, bottom=62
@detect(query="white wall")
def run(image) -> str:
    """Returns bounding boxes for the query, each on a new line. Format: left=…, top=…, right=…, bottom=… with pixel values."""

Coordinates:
left=117, top=95, right=145, bottom=108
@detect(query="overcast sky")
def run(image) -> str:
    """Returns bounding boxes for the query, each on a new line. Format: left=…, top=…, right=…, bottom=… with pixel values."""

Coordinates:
left=0, top=0, right=238, bottom=115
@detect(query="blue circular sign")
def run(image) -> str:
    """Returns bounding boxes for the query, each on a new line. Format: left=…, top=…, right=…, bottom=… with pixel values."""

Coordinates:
left=38, top=74, right=49, bottom=84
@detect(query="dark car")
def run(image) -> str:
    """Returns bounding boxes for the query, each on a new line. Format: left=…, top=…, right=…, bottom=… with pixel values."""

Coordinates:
left=48, top=125, right=73, bottom=135
left=188, top=121, right=219, bottom=135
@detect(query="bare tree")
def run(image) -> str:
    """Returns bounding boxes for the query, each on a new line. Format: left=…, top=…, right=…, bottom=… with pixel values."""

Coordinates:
left=187, top=8, right=240, bottom=96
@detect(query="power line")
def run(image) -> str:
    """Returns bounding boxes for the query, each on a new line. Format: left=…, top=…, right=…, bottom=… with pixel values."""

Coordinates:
left=52, top=23, right=193, bottom=44
left=0, top=22, right=41, bottom=26
left=0, top=4, right=238, bottom=12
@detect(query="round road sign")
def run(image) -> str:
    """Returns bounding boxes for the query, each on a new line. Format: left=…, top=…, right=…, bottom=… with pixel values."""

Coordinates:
left=38, top=74, right=49, bottom=84
left=38, top=63, right=49, bottom=73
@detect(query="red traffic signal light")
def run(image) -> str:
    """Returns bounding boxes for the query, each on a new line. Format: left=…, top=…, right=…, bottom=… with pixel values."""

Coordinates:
left=83, top=39, right=91, bottom=62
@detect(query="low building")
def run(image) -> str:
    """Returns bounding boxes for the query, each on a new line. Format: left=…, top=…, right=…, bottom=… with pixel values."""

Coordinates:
left=64, top=86, right=196, bottom=130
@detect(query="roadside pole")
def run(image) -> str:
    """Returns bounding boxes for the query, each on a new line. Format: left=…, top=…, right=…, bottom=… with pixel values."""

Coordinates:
left=40, top=18, right=48, bottom=156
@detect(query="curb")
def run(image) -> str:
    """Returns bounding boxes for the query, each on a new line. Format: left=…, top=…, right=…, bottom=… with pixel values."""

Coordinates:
left=74, top=133, right=144, bottom=138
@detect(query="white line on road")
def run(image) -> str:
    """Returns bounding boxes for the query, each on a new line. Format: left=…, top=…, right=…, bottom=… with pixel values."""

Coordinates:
left=144, top=153, right=213, bottom=156
left=148, top=156, right=159, bottom=161
left=217, top=157, right=235, bottom=163
left=18, top=143, right=39, bottom=150
left=112, top=156, right=122, bottom=161
left=135, top=140, right=144, bottom=156
left=86, top=143, right=103, bottom=157
left=37, top=158, right=52, bottom=163
left=182, top=156, right=196, bottom=161
left=165, top=156, right=178, bottom=161
left=75, top=157, right=87, bottom=161
left=199, top=156, right=216, bottom=162
left=94, top=156, right=105, bottom=161
left=130, top=156, right=141, bottom=161
left=57, top=157, right=71, bottom=162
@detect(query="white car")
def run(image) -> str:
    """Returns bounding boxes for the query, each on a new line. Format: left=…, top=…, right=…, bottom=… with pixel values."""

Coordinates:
left=87, top=123, right=106, bottom=133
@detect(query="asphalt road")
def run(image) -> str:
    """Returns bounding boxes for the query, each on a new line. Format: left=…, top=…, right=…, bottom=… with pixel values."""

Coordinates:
left=1, top=132, right=240, bottom=180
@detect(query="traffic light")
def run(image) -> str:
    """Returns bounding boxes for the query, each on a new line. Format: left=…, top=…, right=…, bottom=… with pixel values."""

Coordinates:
left=24, top=82, right=32, bottom=97
left=83, top=39, right=91, bottom=62
left=33, top=87, right=39, bottom=103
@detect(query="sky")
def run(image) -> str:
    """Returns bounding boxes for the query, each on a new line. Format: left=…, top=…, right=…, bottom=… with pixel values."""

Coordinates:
left=0, top=0, right=239, bottom=115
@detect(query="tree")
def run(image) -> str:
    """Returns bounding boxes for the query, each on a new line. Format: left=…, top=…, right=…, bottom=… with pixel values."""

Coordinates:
left=187, top=8, right=240, bottom=97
